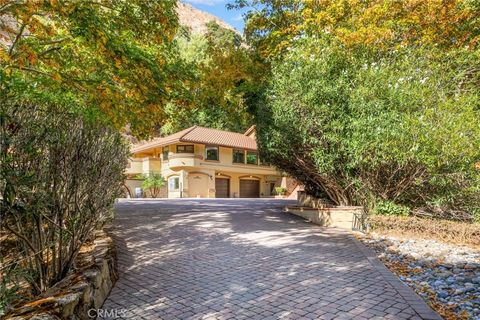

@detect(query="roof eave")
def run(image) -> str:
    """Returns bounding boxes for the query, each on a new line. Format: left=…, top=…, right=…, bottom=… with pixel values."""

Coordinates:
left=179, top=138, right=257, bottom=151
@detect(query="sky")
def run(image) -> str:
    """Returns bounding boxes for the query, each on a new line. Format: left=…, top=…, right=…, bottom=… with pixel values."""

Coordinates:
left=183, top=0, right=248, bottom=33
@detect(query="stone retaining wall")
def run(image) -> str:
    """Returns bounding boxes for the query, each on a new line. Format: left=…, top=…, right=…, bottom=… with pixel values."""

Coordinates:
left=6, top=230, right=117, bottom=320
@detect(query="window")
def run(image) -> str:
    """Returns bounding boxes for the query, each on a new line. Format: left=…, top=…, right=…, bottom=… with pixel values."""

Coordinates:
left=233, top=149, right=245, bottom=164
left=162, top=147, right=169, bottom=160
left=246, top=151, right=258, bottom=165
left=205, top=146, right=219, bottom=161
left=269, top=182, right=276, bottom=195
left=176, top=145, right=194, bottom=153
left=168, top=176, right=180, bottom=191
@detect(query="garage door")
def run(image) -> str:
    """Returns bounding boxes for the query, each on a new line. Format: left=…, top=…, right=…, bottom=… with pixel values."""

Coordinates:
left=240, top=179, right=260, bottom=198
left=215, top=178, right=230, bottom=198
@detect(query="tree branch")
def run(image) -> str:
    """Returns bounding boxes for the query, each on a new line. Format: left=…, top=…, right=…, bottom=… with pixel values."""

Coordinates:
left=8, top=21, right=27, bottom=56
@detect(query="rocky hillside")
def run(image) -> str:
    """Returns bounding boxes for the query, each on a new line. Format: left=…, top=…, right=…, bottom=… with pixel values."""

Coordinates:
left=176, top=2, right=239, bottom=35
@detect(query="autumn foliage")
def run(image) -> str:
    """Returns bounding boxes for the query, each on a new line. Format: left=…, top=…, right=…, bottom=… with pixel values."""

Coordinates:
left=236, top=0, right=480, bottom=58
left=0, top=0, right=185, bottom=137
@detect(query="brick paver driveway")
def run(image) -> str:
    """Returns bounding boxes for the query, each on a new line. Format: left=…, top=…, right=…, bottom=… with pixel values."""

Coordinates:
left=102, top=199, right=440, bottom=320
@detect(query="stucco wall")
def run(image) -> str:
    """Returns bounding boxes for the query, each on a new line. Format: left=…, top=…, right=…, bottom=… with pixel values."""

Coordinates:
left=160, top=170, right=280, bottom=198
left=186, top=171, right=211, bottom=198
left=125, top=179, right=143, bottom=198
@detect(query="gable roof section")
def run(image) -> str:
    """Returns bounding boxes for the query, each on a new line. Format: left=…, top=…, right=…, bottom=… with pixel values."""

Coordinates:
left=244, top=125, right=256, bottom=136
left=132, top=126, right=258, bottom=153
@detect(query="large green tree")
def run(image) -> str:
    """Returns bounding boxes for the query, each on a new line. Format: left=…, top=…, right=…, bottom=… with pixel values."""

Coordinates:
left=256, top=37, right=480, bottom=217
left=161, top=21, right=268, bottom=134
left=232, top=0, right=480, bottom=219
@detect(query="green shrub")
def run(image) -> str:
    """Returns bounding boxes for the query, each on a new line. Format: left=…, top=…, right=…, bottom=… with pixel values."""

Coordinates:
left=473, top=209, right=480, bottom=224
left=255, top=36, right=480, bottom=213
left=373, top=200, right=410, bottom=217
left=140, top=173, right=166, bottom=198
left=274, top=186, right=287, bottom=196
left=0, top=95, right=129, bottom=307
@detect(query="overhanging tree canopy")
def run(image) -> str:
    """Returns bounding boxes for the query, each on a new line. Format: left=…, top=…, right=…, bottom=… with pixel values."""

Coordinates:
left=256, top=37, right=480, bottom=217
left=0, top=0, right=188, bottom=137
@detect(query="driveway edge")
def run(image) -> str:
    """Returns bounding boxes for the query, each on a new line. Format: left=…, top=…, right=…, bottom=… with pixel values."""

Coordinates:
left=349, top=235, right=443, bottom=320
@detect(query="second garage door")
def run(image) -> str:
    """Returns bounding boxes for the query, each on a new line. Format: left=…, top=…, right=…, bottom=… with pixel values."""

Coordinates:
left=239, top=179, right=260, bottom=198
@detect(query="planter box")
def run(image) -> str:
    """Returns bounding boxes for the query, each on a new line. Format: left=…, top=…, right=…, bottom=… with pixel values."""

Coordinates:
left=285, top=205, right=364, bottom=230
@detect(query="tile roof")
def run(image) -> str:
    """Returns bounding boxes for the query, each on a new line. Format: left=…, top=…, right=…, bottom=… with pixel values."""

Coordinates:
left=131, top=126, right=257, bottom=153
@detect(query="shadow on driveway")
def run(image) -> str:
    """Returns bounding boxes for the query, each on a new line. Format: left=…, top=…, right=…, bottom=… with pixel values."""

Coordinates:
left=101, top=199, right=440, bottom=320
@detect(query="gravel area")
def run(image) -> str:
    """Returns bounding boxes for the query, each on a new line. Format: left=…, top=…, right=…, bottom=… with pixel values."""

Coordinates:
left=358, top=233, right=480, bottom=320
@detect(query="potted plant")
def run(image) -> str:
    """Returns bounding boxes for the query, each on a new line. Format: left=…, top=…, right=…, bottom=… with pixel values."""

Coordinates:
left=275, top=186, right=287, bottom=198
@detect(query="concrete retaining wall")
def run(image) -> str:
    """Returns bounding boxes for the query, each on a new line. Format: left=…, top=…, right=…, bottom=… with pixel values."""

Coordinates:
left=285, top=205, right=364, bottom=230
left=297, top=191, right=334, bottom=208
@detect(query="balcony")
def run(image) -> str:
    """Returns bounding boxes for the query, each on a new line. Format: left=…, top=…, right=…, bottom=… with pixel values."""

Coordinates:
left=125, top=157, right=161, bottom=175
left=167, top=153, right=204, bottom=169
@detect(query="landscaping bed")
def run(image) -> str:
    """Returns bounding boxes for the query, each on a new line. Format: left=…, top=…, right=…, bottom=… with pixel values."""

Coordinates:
left=358, top=216, right=480, bottom=320
left=368, top=215, right=480, bottom=248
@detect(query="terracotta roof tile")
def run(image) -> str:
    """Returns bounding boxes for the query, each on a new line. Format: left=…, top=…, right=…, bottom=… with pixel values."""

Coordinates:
left=131, top=126, right=257, bottom=153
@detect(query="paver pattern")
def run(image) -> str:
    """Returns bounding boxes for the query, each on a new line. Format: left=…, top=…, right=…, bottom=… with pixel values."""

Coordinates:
left=101, top=199, right=441, bottom=320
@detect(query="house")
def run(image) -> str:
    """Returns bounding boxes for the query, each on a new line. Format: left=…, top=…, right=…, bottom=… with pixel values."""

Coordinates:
left=125, top=125, right=293, bottom=198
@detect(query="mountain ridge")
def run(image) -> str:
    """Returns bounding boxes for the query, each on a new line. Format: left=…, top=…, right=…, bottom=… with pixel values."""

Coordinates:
left=176, top=2, right=240, bottom=35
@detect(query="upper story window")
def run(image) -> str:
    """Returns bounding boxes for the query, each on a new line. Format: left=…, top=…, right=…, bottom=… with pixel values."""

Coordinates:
left=205, top=146, right=219, bottom=161
left=176, top=145, right=194, bottom=153
left=162, top=147, right=169, bottom=160
left=246, top=151, right=258, bottom=165
left=233, top=149, right=245, bottom=164
left=168, top=176, right=180, bottom=191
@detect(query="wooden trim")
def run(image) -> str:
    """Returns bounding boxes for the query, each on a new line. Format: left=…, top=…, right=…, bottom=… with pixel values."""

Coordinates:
left=180, top=139, right=257, bottom=151
left=244, top=125, right=256, bottom=136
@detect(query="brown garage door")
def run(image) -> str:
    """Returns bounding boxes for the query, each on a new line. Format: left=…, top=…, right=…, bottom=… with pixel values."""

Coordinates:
left=240, top=179, right=260, bottom=198
left=215, top=178, right=230, bottom=198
